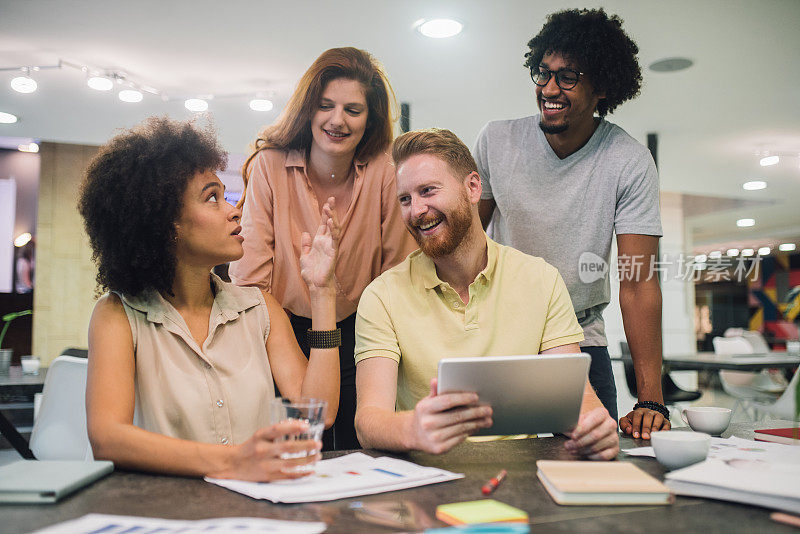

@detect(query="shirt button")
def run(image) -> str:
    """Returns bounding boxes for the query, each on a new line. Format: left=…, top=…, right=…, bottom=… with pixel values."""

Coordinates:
left=217, top=399, right=224, bottom=407
left=220, top=437, right=229, bottom=444
left=452, top=301, right=461, bottom=309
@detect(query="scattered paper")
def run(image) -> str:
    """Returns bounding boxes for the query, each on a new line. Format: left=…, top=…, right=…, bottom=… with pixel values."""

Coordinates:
left=31, top=514, right=327, bottom=533
left=206, top=452, right=463, bottom=503
left=623, top=436, right=800, bottom=463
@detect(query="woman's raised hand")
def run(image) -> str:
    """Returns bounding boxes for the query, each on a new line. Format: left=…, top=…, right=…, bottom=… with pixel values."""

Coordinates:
left=210, top=420, right=322, bottom=482
left=300, top=197, right=340, bottom=293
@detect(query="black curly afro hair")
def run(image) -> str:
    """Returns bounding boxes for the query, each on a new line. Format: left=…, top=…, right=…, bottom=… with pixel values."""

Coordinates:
left=524, top=8, right=642, bottom=117
left=78, top=116, right=226, bottom=297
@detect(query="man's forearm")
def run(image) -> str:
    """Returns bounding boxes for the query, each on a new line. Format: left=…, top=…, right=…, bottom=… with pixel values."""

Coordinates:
left=619, top=280, right=664, bottom=403
left=355, top=406, right=415, bottom=452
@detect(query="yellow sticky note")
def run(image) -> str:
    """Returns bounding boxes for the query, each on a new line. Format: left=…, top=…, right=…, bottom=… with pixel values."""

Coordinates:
left=436, top=499, right=528, bottom=525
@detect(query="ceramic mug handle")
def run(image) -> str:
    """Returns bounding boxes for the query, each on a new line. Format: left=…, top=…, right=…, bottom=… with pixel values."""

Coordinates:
left=681, top=408, right=689, bottom=426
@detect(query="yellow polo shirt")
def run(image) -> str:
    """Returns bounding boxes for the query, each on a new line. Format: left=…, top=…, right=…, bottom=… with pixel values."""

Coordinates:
left=354, top=236, right=584, bottom=412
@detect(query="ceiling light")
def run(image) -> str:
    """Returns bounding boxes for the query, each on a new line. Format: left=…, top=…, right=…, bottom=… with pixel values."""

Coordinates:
left=649, top=57, right=693, bottom=72
left=118, top=89, right=143, bottom=103
left=10, top=75, right=37, bottom=94
left=709, top=251, right=722, bottom=259
left=14, top=233, right=32, bottom=247
left=694, top=254, right=707, bottom=263
left=760, top=155, right=779, bottom=166
left=417, top=18, right=463, bottom=38
left=737, top=218, right=755, bottom=227
left=758, top=246, right=771, bottom=256
left=0, top=111, right=19, bottom=124
left=18, top=143, right=38, bottom=153
left=742, top=180, right=767, bottom=191
left=249, top=98, right=273, bottom=112
left=184, top=98, right=208, bottom=112
left=779, top=243, right=797, bottom=252
left=726, top=249, right=739, bottom=257
left=87, top=75, right=113, bottom=91
left=741, top=249, right=755, bottom=257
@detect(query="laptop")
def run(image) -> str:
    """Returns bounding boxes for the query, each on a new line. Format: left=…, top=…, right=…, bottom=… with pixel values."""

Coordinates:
left=0, top=460, right=113, bottom=503
left=437, top=353, right=590, bottom=436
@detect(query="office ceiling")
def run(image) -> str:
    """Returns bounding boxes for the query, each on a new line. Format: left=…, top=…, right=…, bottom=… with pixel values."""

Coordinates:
left=1, top=0, right=799, bottom=249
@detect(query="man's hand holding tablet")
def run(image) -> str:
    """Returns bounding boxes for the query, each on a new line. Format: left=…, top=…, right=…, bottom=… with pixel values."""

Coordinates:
left=409, top=379, right=493, bottom=454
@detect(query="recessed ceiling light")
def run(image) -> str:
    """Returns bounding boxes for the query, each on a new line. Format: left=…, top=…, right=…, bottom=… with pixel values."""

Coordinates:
left=417, top=18, right=463, bottom=38
left=649, top=57, right=693, bottom=72
left=741, top=249, right=755, bottom=257
left=87, top=76, right=113, bottom=91
left=14, top=233, right=32, bottom=247
left=709, top=251, right=722, bottom=259
left=18, top=142, right=38, bottom=153
left=118, top=89, right=143, bottom=103
left=737, top=218, right=755, bottom=227
left=758, top=246, right=771, bottom=256
left=726, top=248, right=739, bottom=257
left=10, top=75, right=37, bottom=94
left=249, top=98, right=273, bottom=112
left=0, top=111, right=18, bottom=124
left=184, top=98, right=208, bottom=112
left=760, top=155, right=779, bottom=166
left=779, top=243, right=797, bottom=252
left=742, top=180, right=767, bottom=191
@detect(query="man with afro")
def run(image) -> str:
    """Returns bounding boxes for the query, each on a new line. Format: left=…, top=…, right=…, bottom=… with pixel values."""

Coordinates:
left=474, top=8, right=668, bottom=440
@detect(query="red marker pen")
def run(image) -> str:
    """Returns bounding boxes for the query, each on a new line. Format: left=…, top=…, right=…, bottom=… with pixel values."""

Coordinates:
left=481, top=469, right=507, bottom=495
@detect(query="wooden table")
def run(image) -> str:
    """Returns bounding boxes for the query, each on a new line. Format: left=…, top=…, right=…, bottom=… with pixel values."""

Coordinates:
left=3, top=421, right=798, bottom=533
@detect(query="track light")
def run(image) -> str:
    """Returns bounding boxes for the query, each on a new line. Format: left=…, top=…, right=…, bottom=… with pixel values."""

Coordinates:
left=184, top=98, right=208, bottom=112
left=11, top=75, right=37, bottom=94
left=87, top=75, right=113, bottom=91
left=249, top=98, right=273, bottom=112
left=0, top=111, right=18, bottom=123
left=118, top=89, right=143, bottom=103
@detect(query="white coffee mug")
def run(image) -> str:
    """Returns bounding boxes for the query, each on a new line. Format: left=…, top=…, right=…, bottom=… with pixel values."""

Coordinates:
left=651, top=430, right=710, bottom=470
left=681, top=406, right=732, bottom=435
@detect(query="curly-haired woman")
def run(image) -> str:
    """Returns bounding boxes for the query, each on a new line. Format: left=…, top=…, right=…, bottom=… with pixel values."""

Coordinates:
left=78, top=117, right=341, bottom=481
left=229, top=47, right=416, bottom=450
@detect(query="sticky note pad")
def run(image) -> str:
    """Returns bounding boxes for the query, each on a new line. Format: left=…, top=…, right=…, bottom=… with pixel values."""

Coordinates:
left=436, top=499, right=529, bottom=525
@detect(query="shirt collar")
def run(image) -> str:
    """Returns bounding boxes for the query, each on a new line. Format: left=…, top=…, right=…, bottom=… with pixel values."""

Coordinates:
left=414, top=233, right=499, bottom=290
left=285, top=149, right=366, bottom=170
left=117, top=273, right=262, bottom=325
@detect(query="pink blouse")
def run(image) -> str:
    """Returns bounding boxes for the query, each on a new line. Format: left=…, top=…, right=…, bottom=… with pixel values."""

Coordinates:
left=229, top=148, right=417, bottom=321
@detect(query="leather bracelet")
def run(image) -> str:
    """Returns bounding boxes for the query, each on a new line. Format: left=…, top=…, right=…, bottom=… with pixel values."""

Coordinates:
left=633, top=400, right=670, bottom=420
left=306, top=328, right=341, bottom=349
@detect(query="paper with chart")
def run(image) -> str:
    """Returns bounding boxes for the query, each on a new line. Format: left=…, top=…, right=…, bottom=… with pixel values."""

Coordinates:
left=206, top=452, right=464, bottom=503
left=31, top=514, right=326, bottom=534
left=623, top=436, right=800, bottom=463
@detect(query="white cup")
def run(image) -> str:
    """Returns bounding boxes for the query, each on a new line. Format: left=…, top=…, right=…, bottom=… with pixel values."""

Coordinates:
left=681, top=406, right=732, bottom=435
left=651, top=431, right=710, bottom=470
left=20, top=355, right=40, bottom=375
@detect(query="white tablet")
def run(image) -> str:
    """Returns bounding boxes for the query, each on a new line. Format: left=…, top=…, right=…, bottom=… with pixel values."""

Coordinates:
left=437, top=353, right=590, bottom=436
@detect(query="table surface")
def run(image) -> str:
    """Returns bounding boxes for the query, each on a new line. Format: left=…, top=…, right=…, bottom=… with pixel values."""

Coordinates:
left=3, top=420, right=799, bottom=534
left=612, top=351, right=800, bottom=371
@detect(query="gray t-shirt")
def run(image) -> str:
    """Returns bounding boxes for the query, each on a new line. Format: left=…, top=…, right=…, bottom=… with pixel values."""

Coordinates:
left=474, top=115, right=662, bottom=346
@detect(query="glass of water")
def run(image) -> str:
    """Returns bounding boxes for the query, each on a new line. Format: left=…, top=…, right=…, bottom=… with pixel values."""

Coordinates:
left=270, top=398, right=326, bottom=472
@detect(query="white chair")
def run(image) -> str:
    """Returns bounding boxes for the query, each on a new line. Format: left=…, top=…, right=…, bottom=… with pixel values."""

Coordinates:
left=29, top=356, right=93, bottom=460
left=753, top=366, right=799, bottom=421
left=713, top=336, right=782, bottom=421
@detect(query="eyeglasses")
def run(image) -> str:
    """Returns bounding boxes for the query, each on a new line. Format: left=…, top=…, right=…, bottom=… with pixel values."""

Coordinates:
left=531, top=67, right=583, bottom=90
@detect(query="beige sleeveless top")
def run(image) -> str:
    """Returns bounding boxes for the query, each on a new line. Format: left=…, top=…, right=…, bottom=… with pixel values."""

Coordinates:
left=116, top=274, right=275, bottom=446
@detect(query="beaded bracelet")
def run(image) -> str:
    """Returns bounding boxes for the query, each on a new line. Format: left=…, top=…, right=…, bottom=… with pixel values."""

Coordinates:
left=633, top=400, right=670, bottom=420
